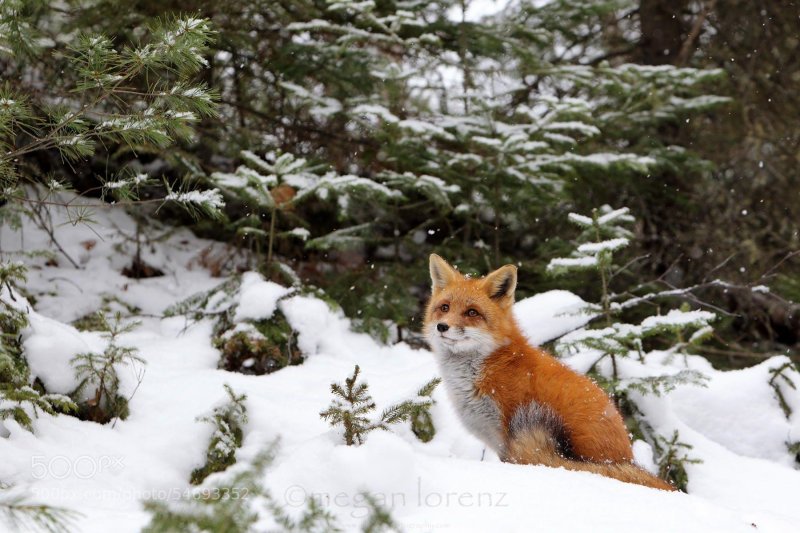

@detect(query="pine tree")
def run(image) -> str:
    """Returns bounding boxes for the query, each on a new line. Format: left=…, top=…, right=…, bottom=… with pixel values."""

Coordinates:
left=320, top=365, right=441, bottom=445
left=0, top=8, right=223, bottom=218
left=164, top=274, right=305, bottom=375
left=652, top=430, right=702, bottom=492
left=320, top=365, right=378, bottom=446
left=408, top=378, right=442, bottom=443
left=70, top=313, right=145, bottom=424
left=548, top=206, right=636, bottom=325
left=549, top=206, right=713, bottom=385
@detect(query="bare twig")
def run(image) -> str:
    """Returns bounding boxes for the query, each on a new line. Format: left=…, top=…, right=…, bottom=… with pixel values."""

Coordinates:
left=676, top=0, right=717, bottom=66
left=25, top=190, right=81, bottom=269
left=608, top=253, right=651, bottom=282
left=701, top=253, right=737, bottom=283
left=759, top=250, right=800, bottom=282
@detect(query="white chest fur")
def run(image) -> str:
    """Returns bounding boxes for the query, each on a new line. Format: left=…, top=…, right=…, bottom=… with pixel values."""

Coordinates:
left=435, top=350, right=504, bottom=454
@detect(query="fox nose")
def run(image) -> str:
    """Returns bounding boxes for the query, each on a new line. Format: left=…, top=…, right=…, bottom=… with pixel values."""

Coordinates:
left=437, top=323, right=449, bottom=332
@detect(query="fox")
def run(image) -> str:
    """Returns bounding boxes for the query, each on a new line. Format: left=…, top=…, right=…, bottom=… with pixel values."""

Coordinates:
left=423, top=254, right=675, bottom=491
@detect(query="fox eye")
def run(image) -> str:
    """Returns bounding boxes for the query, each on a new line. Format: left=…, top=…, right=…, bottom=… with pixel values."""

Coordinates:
left=440, top=304, right=449, bottom=312
left=466, top=308, right=479, bottom=317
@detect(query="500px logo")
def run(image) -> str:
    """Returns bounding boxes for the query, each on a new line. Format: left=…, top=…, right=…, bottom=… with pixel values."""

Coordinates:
left=31, top=455, right=125, bottom=480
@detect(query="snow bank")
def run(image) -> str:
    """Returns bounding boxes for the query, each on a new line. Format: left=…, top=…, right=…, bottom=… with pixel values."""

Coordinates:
left=234, top=272, right=292, bottom=321
left=513, top=290, right=593, bottom=344
left=23, top=312, right=97, bottom=394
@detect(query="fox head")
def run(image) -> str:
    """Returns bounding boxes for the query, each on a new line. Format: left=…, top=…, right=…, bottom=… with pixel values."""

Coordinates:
left=424, top=254, right=518, bottom=357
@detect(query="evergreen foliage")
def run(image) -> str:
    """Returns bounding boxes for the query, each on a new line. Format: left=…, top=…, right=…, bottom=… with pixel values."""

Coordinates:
left=163, top=276, right=244, bottom=334
left=191, top=384, right=248, bottom=485
left=0, top=263, right=79, bottom=530
left=144, top=441, right=399, bottom=533
left=26, top=0, right=731, bottom=342
left=320, top=365, right=377, bottom=446
left=0, top=262, right=78, bottom=432
left=71, top=295, right=142, bottom=332
left=0, top=484, right=78, bottom=533
left=0, top=0, right=798, bottom=523
left=0, top=8, right=222, bottom=217
left=408, top=377, right=442, bottom=443
left=2, top=0, right=793, bottom=354
left=768, top=361, right=797, bottom=419
left=551, top=206, right=715, bottom=382
left=70, top=313, right=145, bottom=424
left=144, top=445, right=272, bottom=533
left=320, top=365, right=441, bottom=445
left=2, top=0, right=761, bottom=349
left=214, top=314, right=302, bottom=376
left=652, top=430, right=702, bottom=493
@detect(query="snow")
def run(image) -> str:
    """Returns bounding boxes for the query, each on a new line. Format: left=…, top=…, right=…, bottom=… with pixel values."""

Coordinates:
left=1, top=197, right=800, bottom=531
left=287, top=227, right=311, bottom=241
left=640, top=309, right=716, bottom=331
left=397, top=119, right=450, bottom=138
left=577, top=238, right=629, bottom=254
left=416, top=174, right=460, bottom=194
left=543, top=121, right=601, bottom=136
left=23, top=311, right=96, bottom=395
left=513, top=290, right=593, bottom=345
left=567, top=212, right=594, bottom=227
left=233, top=273, right=292, bottom=322
left=547, top=256, right=598, bottom=270
left=351, top=104, right=400, bottom=123
left=542, top=132, right=577, bottom=145
left=298, top=173, right=401, bottom=202
left=670, top=357, right=799, bottom=466
left=446, top=0, right=511, bottom=22
left=164, top=188, right=224, bottom=210
left=598, top=206, right=634, bottom=225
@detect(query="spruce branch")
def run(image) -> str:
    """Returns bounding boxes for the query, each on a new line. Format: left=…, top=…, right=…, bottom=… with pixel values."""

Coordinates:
left=190, top=384, right=248, bottom=485
left=0, top=492, right=79, bottom=533
left=70, top=312, right=145, bottom=424
left=768, top=362, right=797, bottom=419
left=144, top=439, right=400, bottom=532
left=0, top=14, right=222, bottom=218
left=653, top=430, right=702, bottom=492
left=321, top=366, right=440, bottom=445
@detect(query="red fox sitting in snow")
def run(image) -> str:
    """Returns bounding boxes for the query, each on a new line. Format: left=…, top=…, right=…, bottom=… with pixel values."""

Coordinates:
left=424, top=254, right=675, bottom=491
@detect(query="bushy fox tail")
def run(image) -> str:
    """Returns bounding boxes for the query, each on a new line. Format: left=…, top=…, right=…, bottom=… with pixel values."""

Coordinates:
left=504, top=403, right=676, bottom=492
left=505, top=427, right=676, bottom=491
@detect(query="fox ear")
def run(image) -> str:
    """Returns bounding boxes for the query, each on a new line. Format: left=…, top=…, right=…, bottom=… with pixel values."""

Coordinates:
left=429, top=254, right=460, bottom=291
left=482, top=264, right=517, bottom=306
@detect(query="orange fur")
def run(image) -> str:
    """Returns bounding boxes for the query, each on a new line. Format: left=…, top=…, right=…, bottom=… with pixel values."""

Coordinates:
left=476, top=329, right=634, bottom=463
left=506, top=428, right=674, bottom=491
left=424, top=254, right=675, bottom=491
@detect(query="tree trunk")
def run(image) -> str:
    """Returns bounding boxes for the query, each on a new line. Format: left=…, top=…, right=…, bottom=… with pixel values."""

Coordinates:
left=638, top=0, right=689, bottom=65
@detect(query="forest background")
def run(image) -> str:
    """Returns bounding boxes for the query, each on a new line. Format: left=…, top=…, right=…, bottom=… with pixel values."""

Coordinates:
left=2, top=0, right=798, bottom=367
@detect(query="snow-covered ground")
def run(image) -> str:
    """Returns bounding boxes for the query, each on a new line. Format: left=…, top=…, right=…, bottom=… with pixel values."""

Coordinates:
left=1, top=202, right=799, bottom=532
